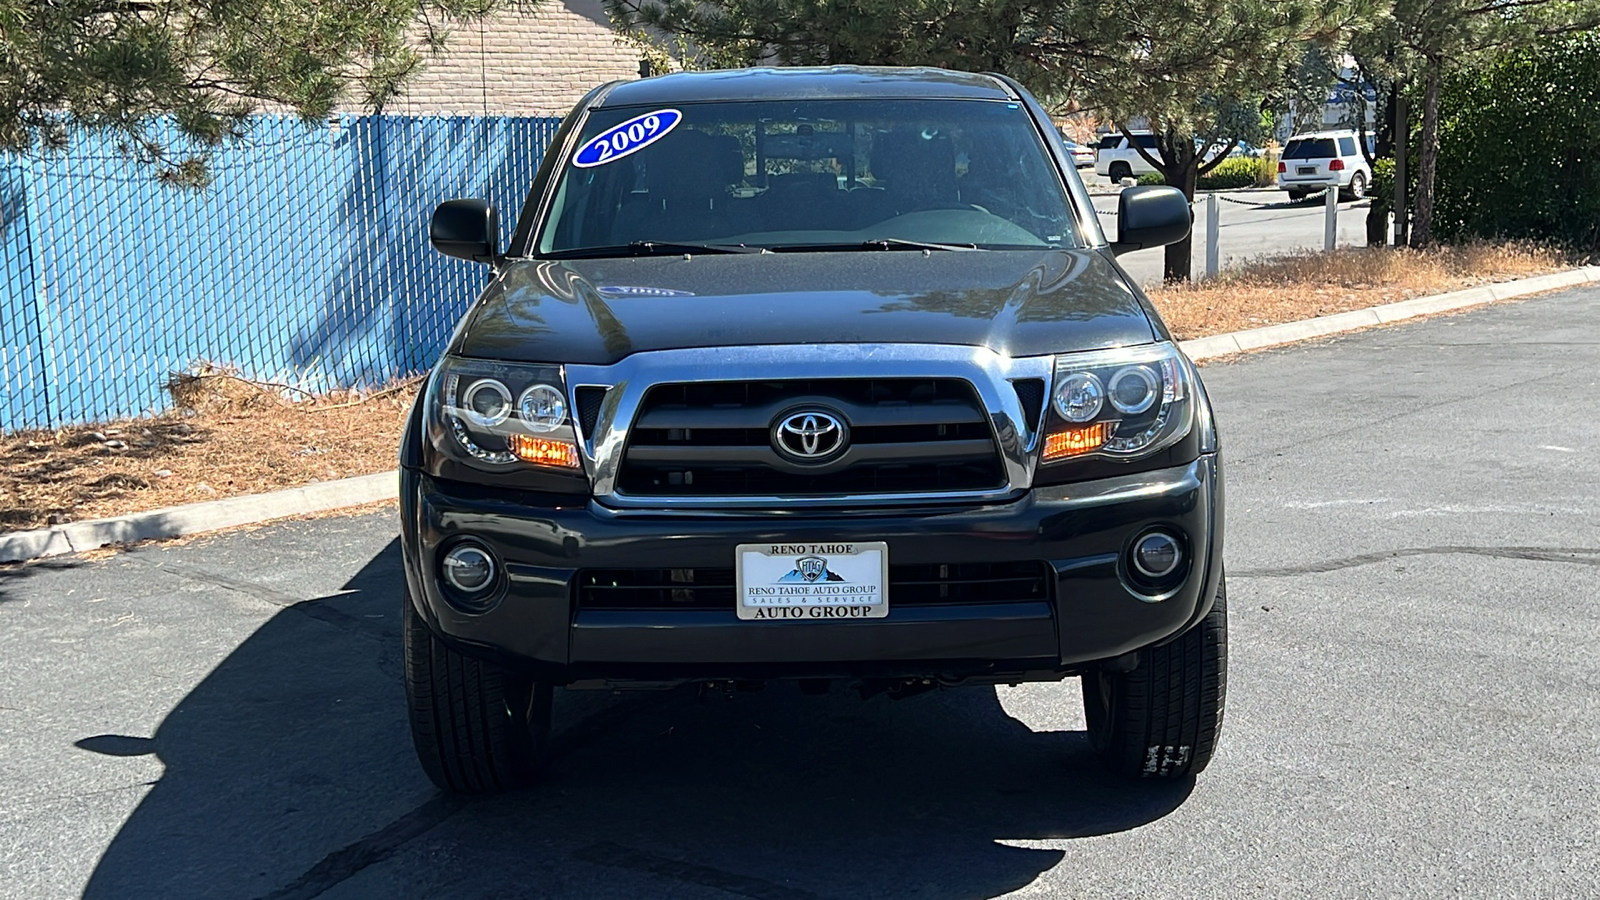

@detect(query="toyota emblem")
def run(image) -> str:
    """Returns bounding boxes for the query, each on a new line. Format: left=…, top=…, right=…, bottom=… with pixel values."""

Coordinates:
left=772, top=409, right=849, bottom=462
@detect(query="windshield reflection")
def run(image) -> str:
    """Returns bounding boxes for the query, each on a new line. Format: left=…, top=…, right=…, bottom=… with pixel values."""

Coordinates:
left=538, top=99, right=1082, bottom=257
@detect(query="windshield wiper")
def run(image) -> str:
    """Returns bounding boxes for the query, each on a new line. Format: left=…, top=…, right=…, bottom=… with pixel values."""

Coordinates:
left=543, top=241, right=767, bottom=259
left=866, top=238, right=981, bottom=251
left=767, top=239, right=981, bottom=253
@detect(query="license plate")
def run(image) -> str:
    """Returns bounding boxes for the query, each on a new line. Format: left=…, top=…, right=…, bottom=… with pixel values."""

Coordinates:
left=1298, top=166, right=1317, bottom=175
left=735, top=542, right=888, bottom=620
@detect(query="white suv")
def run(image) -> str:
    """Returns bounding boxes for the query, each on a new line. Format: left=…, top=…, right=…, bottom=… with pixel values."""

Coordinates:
left=1094, top=131, right=1161, bottom=181
left=1277, top=130, right=1372, bottom=201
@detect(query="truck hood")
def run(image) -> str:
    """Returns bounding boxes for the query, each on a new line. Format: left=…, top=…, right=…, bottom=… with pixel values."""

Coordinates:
left=452, top=249, right=1158, bottom=365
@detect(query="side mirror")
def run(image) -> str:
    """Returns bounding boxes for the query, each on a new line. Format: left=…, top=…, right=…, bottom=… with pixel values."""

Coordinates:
left=1108, top=185, right=1191, bottom=255
left=430, top=199, right=500, bottom=264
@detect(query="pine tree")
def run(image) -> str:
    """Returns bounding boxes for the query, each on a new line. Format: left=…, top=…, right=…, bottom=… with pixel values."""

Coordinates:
left=609, top=0, right=1355, bottom=281
left=0, top=0, right=519, bottom=185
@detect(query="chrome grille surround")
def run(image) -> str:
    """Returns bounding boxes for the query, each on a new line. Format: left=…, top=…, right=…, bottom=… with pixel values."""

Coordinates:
left=565, top=343, right=1056, bottom=509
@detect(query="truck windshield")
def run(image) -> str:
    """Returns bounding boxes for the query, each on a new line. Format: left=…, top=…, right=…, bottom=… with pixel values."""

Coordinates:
left=535, top=98, right=1083, bottom=256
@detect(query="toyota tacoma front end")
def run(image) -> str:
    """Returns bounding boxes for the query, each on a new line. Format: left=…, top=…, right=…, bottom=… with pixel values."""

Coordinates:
left=398, top=66, right=1226, bottom=793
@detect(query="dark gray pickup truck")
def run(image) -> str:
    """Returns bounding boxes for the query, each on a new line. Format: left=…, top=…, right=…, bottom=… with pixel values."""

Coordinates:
left=399, top=66, right=1226, bottom=793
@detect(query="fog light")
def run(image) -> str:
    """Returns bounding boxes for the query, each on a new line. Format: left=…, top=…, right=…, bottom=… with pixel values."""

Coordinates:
left=442, top=544, right=496, bottom=594
left=1132, top=532, right=1183, bottom=579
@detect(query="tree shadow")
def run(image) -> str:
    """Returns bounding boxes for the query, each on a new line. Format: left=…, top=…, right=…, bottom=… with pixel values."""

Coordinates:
left=0, top=557, right=86, bottom=604
left=81, top=540, right=1193, bottom=899
left=1, top=161, right=47, bottom=432
left=0, top=420, right=216, bottom=530
left=288, top=116, right=559, bottom=390
left=561, top=0, right=619, bottom=30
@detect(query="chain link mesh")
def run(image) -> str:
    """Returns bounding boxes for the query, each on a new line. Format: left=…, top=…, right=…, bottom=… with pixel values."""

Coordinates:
left=0, top=115, right=562, bottom=432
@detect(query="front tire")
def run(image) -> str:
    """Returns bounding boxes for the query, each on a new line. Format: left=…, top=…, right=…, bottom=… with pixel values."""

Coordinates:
left=1082, top=577, right=1228, bottom=779
left=404, top=594, right=553, bottom=793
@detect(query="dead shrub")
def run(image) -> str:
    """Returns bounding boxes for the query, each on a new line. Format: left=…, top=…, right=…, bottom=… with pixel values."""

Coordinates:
left=1148, top=241, right=1568, bottom=340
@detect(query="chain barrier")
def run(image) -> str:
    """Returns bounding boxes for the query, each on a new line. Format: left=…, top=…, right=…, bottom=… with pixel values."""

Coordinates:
left=1213, top=186, right=1335, bottom=208
left=1095, top=186, right=1334, bottom=216
left=1094, top=184, right=1347, bottom=222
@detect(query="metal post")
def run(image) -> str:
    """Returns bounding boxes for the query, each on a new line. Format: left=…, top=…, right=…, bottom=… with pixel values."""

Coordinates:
left=1324, top=183, right=1338, bottom=252
left=1205, top=192, right=1220, bottom=278
left=1393, top=97, right=1409, bottom=247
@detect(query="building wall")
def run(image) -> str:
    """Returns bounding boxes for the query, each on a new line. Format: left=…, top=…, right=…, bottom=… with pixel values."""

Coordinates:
left=387, top=0, right=644, bottom=117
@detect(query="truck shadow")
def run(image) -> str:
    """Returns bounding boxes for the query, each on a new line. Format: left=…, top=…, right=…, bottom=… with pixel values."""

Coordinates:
left=81, top=541, right=1193, bottom=899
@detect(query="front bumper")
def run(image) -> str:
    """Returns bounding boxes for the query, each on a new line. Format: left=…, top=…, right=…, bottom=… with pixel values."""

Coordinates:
left=400, top=455, right=1223, bottom=683
left=1278, top=171, right=1350, bottom=190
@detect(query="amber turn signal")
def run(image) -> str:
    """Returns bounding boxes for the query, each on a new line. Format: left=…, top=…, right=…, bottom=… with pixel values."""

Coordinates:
left=1043, top=421, right=1114, bottom=461
left=507, top=434, right=582, bottom=468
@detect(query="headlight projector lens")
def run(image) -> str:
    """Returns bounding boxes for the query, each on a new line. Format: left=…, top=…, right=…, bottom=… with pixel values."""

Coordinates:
left=462, top=379, right=513, bottom=427
left=1132, top=532, right=1183, bottom=579
left=1054, top=372, right=1105, bottom=422
left=1108, top=365, right=1159, bottom=414
left=518, top=384, right=567, bottom=432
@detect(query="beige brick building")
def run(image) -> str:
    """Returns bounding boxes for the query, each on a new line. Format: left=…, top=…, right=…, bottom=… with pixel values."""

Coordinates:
left=388, top=0, right=647, bottom=117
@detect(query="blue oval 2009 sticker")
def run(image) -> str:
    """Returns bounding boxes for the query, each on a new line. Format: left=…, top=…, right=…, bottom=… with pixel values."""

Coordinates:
left=572, top=109, right=682, bottom=168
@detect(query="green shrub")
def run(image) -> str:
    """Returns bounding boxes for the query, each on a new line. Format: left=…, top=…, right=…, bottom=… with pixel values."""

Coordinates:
left=1435, top=33, right=1600, bottom=251
left=1197, top=156, right=1272, bottom=191
left=1137, top=172, right=1166, bottom=186
left=1369, top=157, right=1394, bottom=213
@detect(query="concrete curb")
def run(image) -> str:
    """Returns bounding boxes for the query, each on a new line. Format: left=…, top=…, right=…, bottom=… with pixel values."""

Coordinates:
left=1176, top=265, right=1600, bottom=361
left=4, top=265, right=1597, bottom=565
left=0, top=472, right=396, bottom=564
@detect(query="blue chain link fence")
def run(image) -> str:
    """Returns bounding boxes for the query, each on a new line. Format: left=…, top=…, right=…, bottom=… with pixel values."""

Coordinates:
left=0, top=115, right=562, bottom=432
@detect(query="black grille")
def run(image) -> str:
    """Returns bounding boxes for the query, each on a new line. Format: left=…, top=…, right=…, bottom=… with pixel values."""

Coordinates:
left=575, top=386, right=608, bottom=438
left=617, top=378, right=1005, bottom=496
left=577, top=561, right=1051, bottom=610
left=1012, top=378, right=1046, bottom=433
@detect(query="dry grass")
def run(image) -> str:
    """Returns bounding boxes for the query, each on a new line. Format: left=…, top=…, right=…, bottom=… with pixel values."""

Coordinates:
left=0, top=368, right=419, bottom=532
left=1148, top=241, right=1568, bottom=340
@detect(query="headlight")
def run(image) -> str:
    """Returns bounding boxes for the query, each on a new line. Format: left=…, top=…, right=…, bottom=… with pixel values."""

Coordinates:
left=426, top=358, right=582, bottom=471
left=1043, top=343, right=1194, bottom=463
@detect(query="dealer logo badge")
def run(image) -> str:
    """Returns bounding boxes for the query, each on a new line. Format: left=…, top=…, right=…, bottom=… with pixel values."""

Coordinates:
left=779, top=556, right=846, bottom=584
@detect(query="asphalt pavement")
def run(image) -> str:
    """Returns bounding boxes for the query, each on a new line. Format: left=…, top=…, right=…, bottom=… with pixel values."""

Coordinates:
left=3, top=286, right=1598, bottom=899
left=1077, top=169, right=1374, bottom=287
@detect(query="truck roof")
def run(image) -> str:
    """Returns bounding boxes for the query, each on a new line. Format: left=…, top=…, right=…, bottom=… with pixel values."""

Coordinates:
left=593, top=66, right=1018, bottom=107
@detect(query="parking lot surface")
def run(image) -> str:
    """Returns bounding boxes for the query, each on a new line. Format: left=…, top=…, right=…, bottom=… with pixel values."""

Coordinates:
left=1092, top=186, right=1373, bottom=286
left=3, top=287, right=1598, bottom=899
